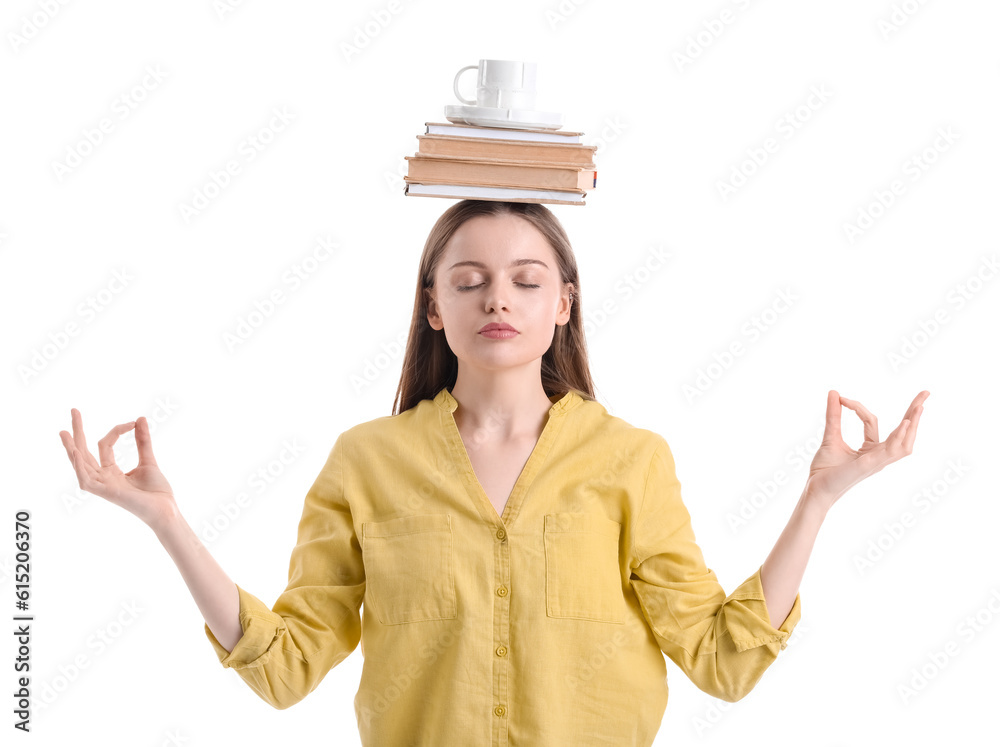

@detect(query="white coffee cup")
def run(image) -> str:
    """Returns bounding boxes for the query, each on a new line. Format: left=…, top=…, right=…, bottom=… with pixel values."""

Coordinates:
left=453, top=59, right=538, bottom=111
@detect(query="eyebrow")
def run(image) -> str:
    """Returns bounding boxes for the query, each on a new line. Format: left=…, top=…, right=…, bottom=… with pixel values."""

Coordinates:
left=447, top=259, right=549, bottom=271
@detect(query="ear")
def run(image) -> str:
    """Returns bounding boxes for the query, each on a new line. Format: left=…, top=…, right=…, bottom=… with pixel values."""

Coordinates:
left=425, top=287, right=443, bottom=331
left=556, top=282, right=574, bottom=326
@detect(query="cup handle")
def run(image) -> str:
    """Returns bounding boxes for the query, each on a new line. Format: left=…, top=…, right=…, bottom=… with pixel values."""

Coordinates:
left=453, top=65, right=478, bottom=106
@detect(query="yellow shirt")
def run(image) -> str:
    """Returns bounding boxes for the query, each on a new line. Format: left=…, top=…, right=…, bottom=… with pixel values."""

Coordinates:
left=204, top=386, right=801, bottom=746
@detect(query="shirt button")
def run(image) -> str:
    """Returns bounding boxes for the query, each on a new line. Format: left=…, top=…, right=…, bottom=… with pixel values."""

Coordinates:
left=494, top=705, right=506, bottom=717
left=496, top=586, right=508, bottom=597
left=496, top=645, right=507, bottom=657
left=496, top=528, right=506, bottom=540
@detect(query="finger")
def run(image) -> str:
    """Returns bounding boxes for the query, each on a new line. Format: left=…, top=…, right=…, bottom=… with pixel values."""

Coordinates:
left=902, top=390, right=931, bottom=422
left=891, top=419, right=911, bottom=458
left=902, top=406, right=924, bottom=453
left=64, top=436, right=102, bottom=489
left=59, top=431, right=94, bottom=478
left=134, top=416, right=158, bottom=467
left=884, top=391, right=928, bottom=452
left=97, top=422, right=136, bottom=469
left=824, top=390, right=843, bottom=441
left=840, top=396, right=879, bottom=444
left=70, top=409, right=101, bottom=470
left=857, top=426, right=905, bottom=476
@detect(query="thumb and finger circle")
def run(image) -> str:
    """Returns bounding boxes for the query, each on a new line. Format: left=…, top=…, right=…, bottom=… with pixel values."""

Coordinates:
left=62, top=410, right=157, bottom=490
left=839, top=396, right=880, bottom=444
left=98, top=422, right=136, bottom=469
left=102, top=417, right=158, bottom=467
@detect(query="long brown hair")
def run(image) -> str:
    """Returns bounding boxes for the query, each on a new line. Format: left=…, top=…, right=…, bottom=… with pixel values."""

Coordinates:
left=392, top=200, right=596, bottom=416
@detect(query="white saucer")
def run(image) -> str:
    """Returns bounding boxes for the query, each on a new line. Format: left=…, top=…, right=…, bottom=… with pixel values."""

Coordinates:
left=444, top=104, right=564, bottom=130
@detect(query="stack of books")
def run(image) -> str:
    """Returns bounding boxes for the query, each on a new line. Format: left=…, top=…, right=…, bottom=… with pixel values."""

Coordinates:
left=403, top=121, right=598, bottom=206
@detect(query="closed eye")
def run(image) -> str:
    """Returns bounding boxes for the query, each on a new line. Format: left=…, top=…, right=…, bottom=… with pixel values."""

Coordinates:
left=456, top=283, right=541, bottom=291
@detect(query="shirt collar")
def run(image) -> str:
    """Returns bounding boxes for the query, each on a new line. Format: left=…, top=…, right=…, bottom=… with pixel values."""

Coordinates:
left=433, top=386, right=581, bottom=417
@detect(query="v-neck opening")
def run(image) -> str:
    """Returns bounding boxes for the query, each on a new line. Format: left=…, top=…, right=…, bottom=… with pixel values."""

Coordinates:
left=435, top=386, right=579, bottom=526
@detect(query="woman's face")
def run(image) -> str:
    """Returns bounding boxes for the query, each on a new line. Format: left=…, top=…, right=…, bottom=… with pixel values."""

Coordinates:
left=426, top=213, right=573, bottom=373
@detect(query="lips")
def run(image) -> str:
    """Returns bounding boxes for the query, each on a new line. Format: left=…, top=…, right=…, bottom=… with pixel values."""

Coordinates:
left=479, top=322, right=518, bottom=333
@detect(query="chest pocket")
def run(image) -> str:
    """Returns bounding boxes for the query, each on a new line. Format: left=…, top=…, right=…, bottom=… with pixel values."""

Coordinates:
left=362, top=513, right=457, bottom=625
left=544, top=513, right=626, bottom=624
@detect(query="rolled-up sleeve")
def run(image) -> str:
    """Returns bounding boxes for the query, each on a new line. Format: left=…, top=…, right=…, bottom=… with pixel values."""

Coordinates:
left=203, top=433, right=365, bottom=709
left=629, top=436, right=801, bottom=703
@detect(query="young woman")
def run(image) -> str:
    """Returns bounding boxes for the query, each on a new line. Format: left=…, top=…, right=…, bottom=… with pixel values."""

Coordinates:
left=59, top=199, right=928, bottom=746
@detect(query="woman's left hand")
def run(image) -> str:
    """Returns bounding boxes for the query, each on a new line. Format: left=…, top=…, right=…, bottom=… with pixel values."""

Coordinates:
left=806, top=389, right=930, bottom=510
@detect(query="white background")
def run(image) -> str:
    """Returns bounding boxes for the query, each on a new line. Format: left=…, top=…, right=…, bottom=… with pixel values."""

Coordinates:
left=3, top=0, right=998, bottom=744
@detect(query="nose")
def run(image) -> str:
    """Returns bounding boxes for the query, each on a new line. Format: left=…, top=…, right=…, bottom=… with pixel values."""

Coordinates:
left=484, top=286, right=510, bottom=313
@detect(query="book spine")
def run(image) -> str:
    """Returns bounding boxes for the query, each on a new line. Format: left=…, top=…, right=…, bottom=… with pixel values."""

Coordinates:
left=407, top=159, right=593, bottom=191
left=417, top=137, right=594, bottom=166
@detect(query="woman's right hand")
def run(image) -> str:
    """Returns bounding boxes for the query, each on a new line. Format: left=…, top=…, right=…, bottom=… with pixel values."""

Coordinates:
left=59, top=409, right=178, bottom=532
